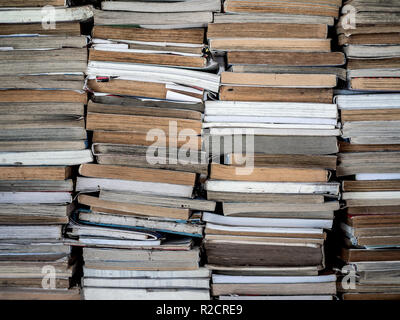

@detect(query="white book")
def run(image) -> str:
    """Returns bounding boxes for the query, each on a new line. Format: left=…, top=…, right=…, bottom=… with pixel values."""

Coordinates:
left=348, top=69, right=400, bottom=78
left=0, top=5, right=93, bottom=24
left=356, top=173, right=400, bottom=181
left=83, top=277, right=210, bottom=289
left=101, top=0, right=221, bottom=13
left=83, top=267, right=211, bottom=279
left=87, top=61, right=220, bottom=92
left=212, top=274, right=336, bottom=284
left=205, top=101, right=338, bottom=118
left=204, top=115, right=338, bottom=126
left=344, top=45, right=400, bottom=59
left=0, top=225, right=62, bottom=240
left=208, top=127, right=341, bottom=137
left=202, top=212, right=332, bottom=229
left=80, top=212, right=203, bottom=236
left=219, top=295, right=334, bottom=300
left=205, top=180, right=340, bottom=196
left=76, top=177, right=193, bottom=198
left=343, top=191, right=400, bottom=200
left=203, top=123, right=336, bottom=130
left=0, top=192, right=71, bottom=204
left=335, top=94, right=400, bottom=110
left=83, top=287, right=210, bottom=300
left=77, top=237, right=161, bottom=247
left=0, top=150, right=93, bottom=166
left=206, top=223, right=323, bottom=236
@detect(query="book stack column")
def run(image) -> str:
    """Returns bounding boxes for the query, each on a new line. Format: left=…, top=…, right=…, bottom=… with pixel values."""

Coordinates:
left=0, top=2, right=93, bottom=300
left=202, top=0, right=345, bottom=300
left=70, top=0, right=221, bottom=300
left=334, top=0, right=400, bottom=300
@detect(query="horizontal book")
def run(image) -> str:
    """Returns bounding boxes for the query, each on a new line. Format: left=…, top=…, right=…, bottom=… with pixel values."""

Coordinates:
left=206, top=192, right=325, bottom=204
left=205, top=180, right=340, bottom=196
left=344, top=45, right=400, bottom=59
left=0, top=150, right=93, bottom=166
left=230, top=65, right=346, bottom=81
left=83, top=277, right=210, bottom=289
left=0, top=35, right=87, bottom=50
left=337, top=152, right=400, bottom=176
left=92, top=95, right=205, bottom=112
left=78, top=194, right=192, bottom=220
left=76, top=178, right=193, bottom=198
left=89, top=48, right=212, bottom=69
left=99, top=190, right=216, bottom=212
left=0, top=102, right=84, bottom=116
left=349, top=78, right=400, bottom=92
left=208, top=23, right=328, bottom=39
left=223, top=0, right=340, bottom=18
left=205, top=135, right=338, bottom=156
left=92, top=25, right=204, bottom=44
left=0, top=89, right=87, bottom=103
left=0, top=192, right=72, bottom=204
left=83, top=246, right=199, bottom=262
left=213, top=12, right=334, bottom=25
left=0, top=141, right=87, bottom=152
left=211, top=282, right=336, bottom=296
left=0, top=203, right=73, bottom=217
left=205, top=240, right=324, bottom=267
left=79, top=211, right=203, bottom=237
left=86, top=112, right=202, bottom=134
left=101, top=0, right=221, bottom=12
left=0, top=5, right=93, bottom=24
left=222, top=201, right=339, bottom=216
left=205, top=223, right=325, bottom=239
left=209, top=38, right=331, bottom=52
left=0, top=180, right=73, bottom=192
left=343, top=180, right=400, bottom=192
left=83, top=288, right=210, bottom=300
left=0, top=22, right=80, bottom=36
left=0, top=225, right=62, bottom=240
left=219, top=86, right=333, bottom=103
left=225, top=153, right=337, bottom=170
left=0, top=0, right=66, bottom=7
left=335, top=93, right=400, bottom=110
left=341, top=109, right=400, bottom=122
left=213, top=274, right=336, bottom=284
left=209, top=164, right=329, bottom=182
left=0, top=166, right=72, bottom=181
left=0, top=49, right=87, bottom=76
left=220, top=72, right=337, bottom=88
left=87, top=61, right=220, bottom=93
left=205, top=100, right=338, bottom=118
left=83, top=267, right=211, bottom=279
left=79, top=164, right=195, bottom=186
left=202, top=212, right=332, bottom=229
left=93, top=9, right=213, bottom=28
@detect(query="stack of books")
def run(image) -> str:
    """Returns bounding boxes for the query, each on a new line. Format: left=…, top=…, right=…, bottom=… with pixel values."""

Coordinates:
left=71, top=0, right=223, bottom=300
left=202, top=0, right=344, bottom=300
left=333, top=0, right=400, bottom=301
left=87, top=0, right=221, bottom=102
left=71, top=100, right=214, bottom=299
left=0, top=2, right=93, bottom=300
left=335, top=94, right=400, bottom=300
left=337, top=0, right=400, bottom=91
